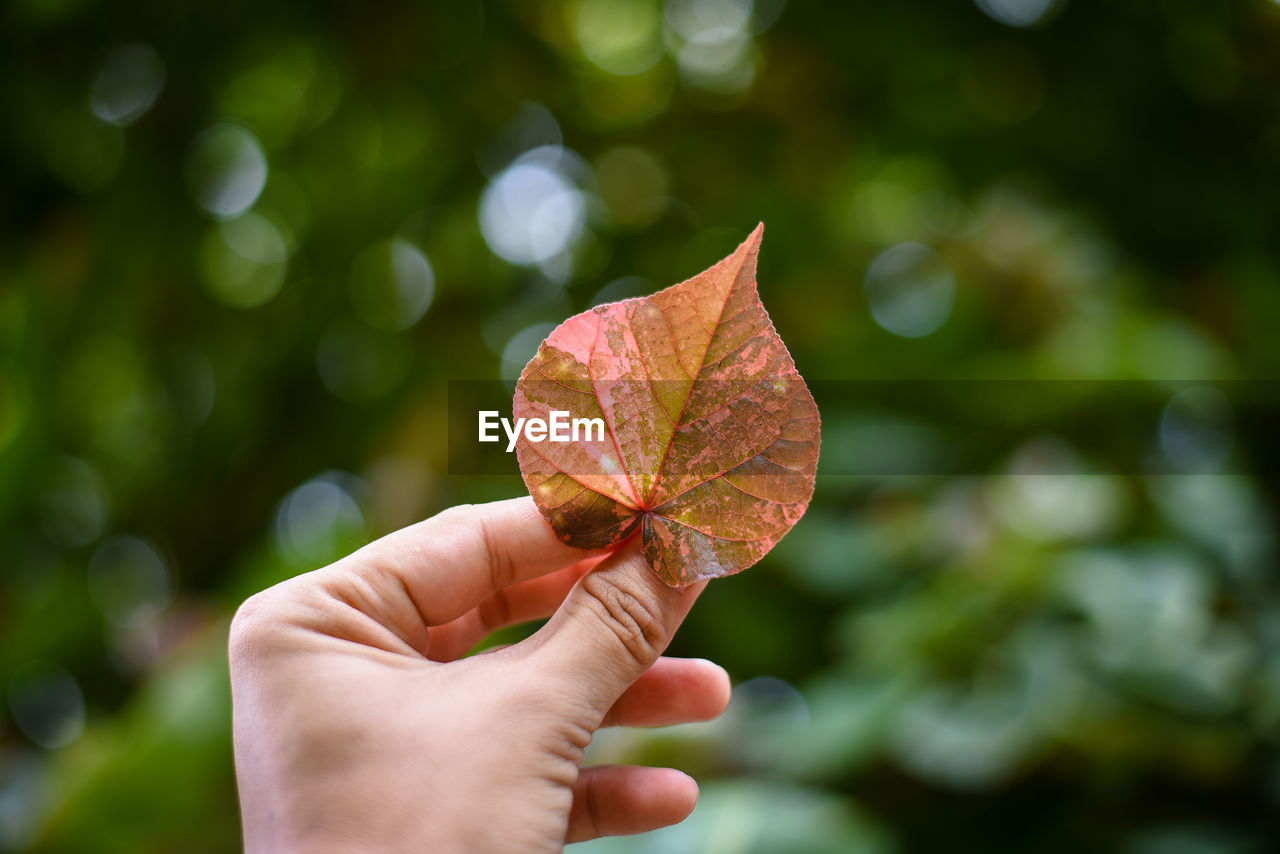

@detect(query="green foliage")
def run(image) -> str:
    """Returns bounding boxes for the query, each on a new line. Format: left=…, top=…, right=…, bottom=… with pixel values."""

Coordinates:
left=3, top=0, right=1279, bottom=851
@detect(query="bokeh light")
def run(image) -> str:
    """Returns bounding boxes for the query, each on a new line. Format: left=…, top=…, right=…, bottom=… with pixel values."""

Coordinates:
left=593, top=146, right=669, bottom=229
left=988, top=438, right=1126, bottom=542
left=87, top=535, right=174, bottom=628
left=7, top=663, right=85, bottom=751
left=89, top=43, right=166, bottom=126
left=57, top=334, right=164, bottom=467
left=573, top=0, right=665, bottom=76
left=254, top=172, right=312, bottom=254
left=501, top=322, right=558, bottom=379
left=349, top=238, right=435, bottom=332
left=972, top=0, right=1064, bottom=28
left=273, top=472, right=368, bottom=567
left=197, top=212, right=289, bottom=308
left=0, top=749, right=45, bottom=848
left=1158, top=386, right=1234, bottom=473
left=217, top=42, right=340, bottom=146
left=316, top=321, right=412, bottom=403
left=590, top=275, right=651, bottom=306
left=479, top=147, right=587, bottom=270
left=575, top=63, right=676, bottom=127
left=666, top=0, right=759, bottom=94
left=665, top=0, right=753, bottom=37
left=186, top=123, right=269, bottom=219
left=1133, top=319, right=1231, bottom=381
left=863, top=242, right=955, bottom=338
left=38, top=456, right=110, bottom=548
left=477, top=102, right=562, bottom=177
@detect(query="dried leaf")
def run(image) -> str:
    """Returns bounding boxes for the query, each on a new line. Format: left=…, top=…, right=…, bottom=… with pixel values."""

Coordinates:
left=514, top=225, right=820, bottom=586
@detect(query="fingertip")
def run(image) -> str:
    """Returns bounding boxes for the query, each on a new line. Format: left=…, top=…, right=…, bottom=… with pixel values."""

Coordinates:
left=693, top=659, right=733, bottom=718
left=670, top=769, right=699, bottom=816
left=649, top=768, right=698, bottom=826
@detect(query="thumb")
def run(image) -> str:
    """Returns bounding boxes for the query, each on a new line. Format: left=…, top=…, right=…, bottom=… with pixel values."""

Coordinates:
left=529, top=539, right=706, bottom=718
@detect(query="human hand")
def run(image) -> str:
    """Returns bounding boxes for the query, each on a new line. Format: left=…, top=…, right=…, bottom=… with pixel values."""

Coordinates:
left=228, top=497, right=730, bottom=852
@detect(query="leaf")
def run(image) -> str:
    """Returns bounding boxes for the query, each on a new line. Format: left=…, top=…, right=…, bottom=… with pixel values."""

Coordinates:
left=513, top=224, right=820, bottom=586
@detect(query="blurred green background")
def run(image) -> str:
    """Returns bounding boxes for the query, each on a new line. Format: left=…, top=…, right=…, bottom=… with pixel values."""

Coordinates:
left=3, top=0, right=1280, bottom=850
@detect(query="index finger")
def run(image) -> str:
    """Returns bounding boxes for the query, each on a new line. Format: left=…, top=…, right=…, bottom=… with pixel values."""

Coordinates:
left=354, top=497, right=605, bottom=626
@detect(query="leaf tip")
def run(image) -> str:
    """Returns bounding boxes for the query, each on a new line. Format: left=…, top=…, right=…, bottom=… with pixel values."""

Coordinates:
left=730, top=222, right=765, bottom=277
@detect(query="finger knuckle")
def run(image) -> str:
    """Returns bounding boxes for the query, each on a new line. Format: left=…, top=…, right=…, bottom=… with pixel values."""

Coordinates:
left=436, top=503, right=517, bottom=591
left=476, top=587, right=514, bottom=632
left=227, top=589, right=289, bottom=664
left=579, top=572, right=667, bottom=668
left=434, top=502, right=475, bottom=524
